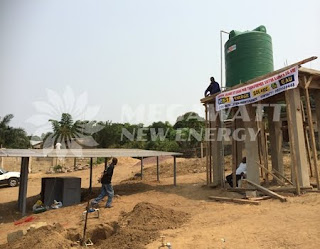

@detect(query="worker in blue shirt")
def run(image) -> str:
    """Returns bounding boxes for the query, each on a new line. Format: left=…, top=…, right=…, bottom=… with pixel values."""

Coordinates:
left=204, top=77, right=221, bottom=97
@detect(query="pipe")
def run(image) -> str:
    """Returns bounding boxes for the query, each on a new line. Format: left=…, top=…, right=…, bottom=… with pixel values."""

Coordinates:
left=219, top=30, right=229, bottom=188
left=220, top=30, right=230, bottom=90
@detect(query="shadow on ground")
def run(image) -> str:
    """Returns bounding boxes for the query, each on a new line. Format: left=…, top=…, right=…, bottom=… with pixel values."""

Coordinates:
left=0, top=178, right=240, bottom=225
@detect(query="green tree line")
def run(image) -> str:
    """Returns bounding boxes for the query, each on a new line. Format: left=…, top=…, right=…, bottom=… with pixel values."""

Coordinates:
left=0, top=112, right=205, bottom=154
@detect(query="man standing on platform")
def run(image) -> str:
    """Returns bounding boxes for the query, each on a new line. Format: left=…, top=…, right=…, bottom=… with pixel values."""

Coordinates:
left=204, top=77, right=221, bottom=97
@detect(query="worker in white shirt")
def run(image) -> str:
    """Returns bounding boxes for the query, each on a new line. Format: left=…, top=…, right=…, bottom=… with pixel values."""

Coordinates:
left=226, top=157, right=247, bottom=187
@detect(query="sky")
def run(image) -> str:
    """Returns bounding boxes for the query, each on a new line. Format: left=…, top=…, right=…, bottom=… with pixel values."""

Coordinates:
left=0, top=0, right=320, bottom=136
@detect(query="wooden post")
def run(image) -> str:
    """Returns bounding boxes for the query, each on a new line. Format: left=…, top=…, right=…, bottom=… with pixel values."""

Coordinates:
left=200, top=142, right=204, bottom=159
left=28, top=157, right=32, bottom=173
left=232, top=109, right=237, bottom=188
left=285, top=89, right=301, bottom=195
left=287, top=86, right=310, bottom=187
left=257, top=131, right=263, bottom=176
left=173, top=156, right=177, bottom=186
left=304, top=78, right=320, bottom=190
left=209, top=128, right=212, bottom=184
left=210, top=104, right=222, bottom=187
left=205, top=104, right=210, bottom=185
left=235, top=118, right=243, bottom=167
left=301, top=100, right=313, bottom=176
left=259, top=121, right=269, bottom=186
left=18, top=157, right=29, bottom=216
left=81, top=199, right=90, bottom=246
left=141, top=157, right=144, bottom=180
left=89, top=158, right=93, bottom=193
left=313, top=90, right=320, bottom=150
left=156, top=156, right=160, bottom=182
left=305, top=129, right=313, bottom=176
left=209, top=108, right=213, bottom=184
left=243, top=104, right=260, bottom=184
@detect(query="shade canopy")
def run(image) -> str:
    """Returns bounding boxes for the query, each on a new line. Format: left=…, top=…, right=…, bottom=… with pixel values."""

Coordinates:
left=0, top=148, right=182, bottom=158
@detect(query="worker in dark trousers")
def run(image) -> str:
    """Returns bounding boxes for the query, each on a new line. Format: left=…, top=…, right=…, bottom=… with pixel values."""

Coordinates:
left=204, top=77, right=221, bottom=97
left=226, top=157, right=247, bottom=187
left=91, top=157, right=118, bottom=208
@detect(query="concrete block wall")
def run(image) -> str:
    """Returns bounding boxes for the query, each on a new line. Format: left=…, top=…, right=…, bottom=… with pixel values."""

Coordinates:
left=1, top=157, right=95, bottom=173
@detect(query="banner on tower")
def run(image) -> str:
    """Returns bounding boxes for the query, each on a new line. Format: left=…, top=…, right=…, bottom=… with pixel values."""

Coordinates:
left=215, top=66, right=299, bottom=111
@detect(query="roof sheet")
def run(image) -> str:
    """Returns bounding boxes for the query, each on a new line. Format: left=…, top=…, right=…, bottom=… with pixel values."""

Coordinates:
left=0, top=149, right=182, bottom=158
left=299, top=67, right=320, bottom=79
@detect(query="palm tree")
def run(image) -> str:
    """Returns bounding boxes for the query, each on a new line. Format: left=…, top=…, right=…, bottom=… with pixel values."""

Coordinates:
left=0, top=114, right=30, bottom=148
left=49, top=113, right=82, bottom=149
left=0, top=114, right=13, bottom=148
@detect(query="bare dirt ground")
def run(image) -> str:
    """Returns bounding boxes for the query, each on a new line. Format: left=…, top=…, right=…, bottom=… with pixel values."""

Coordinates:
left=0, top=156, right=320, bottom=248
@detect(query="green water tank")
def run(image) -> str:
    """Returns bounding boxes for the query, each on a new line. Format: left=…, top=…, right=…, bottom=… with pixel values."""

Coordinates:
left=225, top=25, right=274, bottom=88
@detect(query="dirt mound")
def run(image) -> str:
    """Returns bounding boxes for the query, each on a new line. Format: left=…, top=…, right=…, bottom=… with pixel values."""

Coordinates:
left=2, top=203, right=188, bottom=249
left=1, top=223, right=76, bottom=249
left=118, top=157, right=140, bottom=165
left=120, top=202, right=187, bottom=231
left=97, top=202, right=189, bottom=249
left=99, top=227, right=156, bottom=249
left=133, top=156, right=174, bottom=166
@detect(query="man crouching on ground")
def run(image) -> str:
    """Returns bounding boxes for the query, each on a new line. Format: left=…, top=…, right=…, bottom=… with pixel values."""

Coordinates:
left=91, top=157, right=118, bottom=208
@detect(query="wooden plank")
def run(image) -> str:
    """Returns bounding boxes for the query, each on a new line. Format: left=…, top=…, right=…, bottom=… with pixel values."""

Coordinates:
left=269, top=186, right=313, bottom=192
left=208, top=196, right=261, bottom=205
left=304, top=189, right=320, bottom=193
left=272, top=168, right=294, bottom=185
left=244, top=179, right=287, bottom=202
left=304, top=77, right=320, bottom=190
left=226, top=188, right=255, bottom=192
left=227, top=186, right=312, bottom=193
left=255, top=161, right=286, bottom=186
left=248, top=196, right=272, bottom=201
left=301, top=96, right=313, bottom=177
